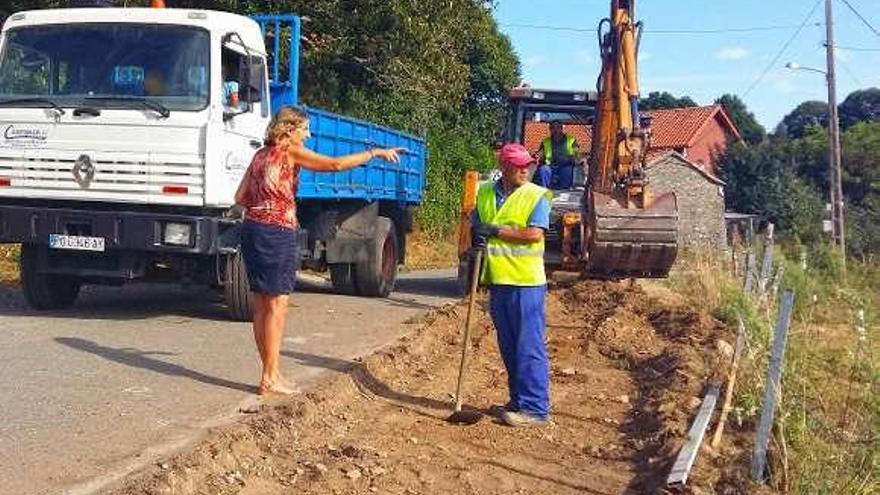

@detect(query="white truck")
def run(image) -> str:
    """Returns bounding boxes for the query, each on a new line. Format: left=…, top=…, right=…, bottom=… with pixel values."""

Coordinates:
left=0, top=5, right=427, bottom=319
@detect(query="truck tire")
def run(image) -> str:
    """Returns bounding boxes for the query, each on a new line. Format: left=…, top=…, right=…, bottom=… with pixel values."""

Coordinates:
left=20, top=245, right=81, bottom=310
left=224, top=251, right=254, bottom=322
left=329, top=263, right=357, bottom=295
left=354, top=217, right=397, bottom=297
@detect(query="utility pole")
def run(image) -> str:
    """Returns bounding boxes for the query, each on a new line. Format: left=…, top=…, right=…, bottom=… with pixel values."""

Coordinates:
left=825, top=0, right=846, bottom=272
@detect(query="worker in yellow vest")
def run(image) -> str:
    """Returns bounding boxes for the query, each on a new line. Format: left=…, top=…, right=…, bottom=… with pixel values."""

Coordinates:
left=536, top=121, right=579, bottom=189
left=472, top=143, right=553, bottom=427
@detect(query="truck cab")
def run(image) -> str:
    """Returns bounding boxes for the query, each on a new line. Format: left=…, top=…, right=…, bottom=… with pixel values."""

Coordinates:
left=0, top=7, right=426, bottom=319
left=0, top=8, right=269, bottom=208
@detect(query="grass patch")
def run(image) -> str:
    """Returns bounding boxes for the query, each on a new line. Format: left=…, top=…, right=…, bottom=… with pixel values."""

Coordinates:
left=0, top=244, right=19, bottom=284
left=666, top=248, right=879, bottom=493
left=403, top=229, right=458, bottom=271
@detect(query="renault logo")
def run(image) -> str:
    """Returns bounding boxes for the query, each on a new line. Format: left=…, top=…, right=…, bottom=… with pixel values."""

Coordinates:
left=72, top=154, right=95, bottom=188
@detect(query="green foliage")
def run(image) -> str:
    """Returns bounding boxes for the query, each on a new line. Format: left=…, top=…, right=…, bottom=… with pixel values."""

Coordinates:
left=719, top=141, right=824, bottom=243
left=1, top=1, right=64, bottom=19
left=839, top=87, right=880, bottom=130
left=722, top=102, right=880, bottom=258
left=773, top=122, right=880, bottom=258
left=670, top=249, right=878, bottom=493
left=839, top=122, right=880, bottom=257
left=776, top=100, right=828, bottom=139
left=638, top=91, right=696, bottom=111
left=715, top=93, right=766, bottom=146
left=417, top=125, right=496, bottom=234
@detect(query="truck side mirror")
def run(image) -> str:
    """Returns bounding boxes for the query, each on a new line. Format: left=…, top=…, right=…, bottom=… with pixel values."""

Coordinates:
left=239, top=57, right=264, bottom=105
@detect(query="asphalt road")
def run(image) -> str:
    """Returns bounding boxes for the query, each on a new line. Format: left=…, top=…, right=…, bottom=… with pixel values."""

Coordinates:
left=0, top=270, right=458, bottom=495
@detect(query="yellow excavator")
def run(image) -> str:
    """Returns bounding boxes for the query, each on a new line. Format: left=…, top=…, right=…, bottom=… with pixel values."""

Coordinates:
left=458, top=0, right=678, bottom=283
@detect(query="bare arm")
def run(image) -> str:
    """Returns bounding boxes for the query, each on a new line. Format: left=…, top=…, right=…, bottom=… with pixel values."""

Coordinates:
left=290, top=146, right=404, bottom=172
left=496, top=226, right=544, bottom=244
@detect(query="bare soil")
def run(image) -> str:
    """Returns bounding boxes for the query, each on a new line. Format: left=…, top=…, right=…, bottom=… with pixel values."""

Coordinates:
left=0, top=244, right=18, bottom=285
left=112, top=279, right=742, bottom=495
left=402, top=231, right=458, bottom=271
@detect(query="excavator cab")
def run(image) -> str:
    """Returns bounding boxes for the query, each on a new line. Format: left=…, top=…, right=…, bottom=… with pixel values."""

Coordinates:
left=458, top=0, right=678, bottom=284
left=504, top=87, right=598, bottom=270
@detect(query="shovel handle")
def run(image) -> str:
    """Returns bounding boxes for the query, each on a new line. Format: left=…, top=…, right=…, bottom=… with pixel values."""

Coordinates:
left=453, top=249, right=483, bottom=412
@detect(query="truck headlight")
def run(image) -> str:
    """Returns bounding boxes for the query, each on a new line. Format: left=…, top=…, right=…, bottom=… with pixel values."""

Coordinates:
left=163, top=222, right=192, bottom=246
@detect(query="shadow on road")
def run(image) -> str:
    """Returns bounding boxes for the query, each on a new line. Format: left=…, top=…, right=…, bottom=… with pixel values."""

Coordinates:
left=295, top=270, right=460, bottom=300
left=0, top=284, right=230, bottom=321
left=282, top=349, right=450, bottom=411
left=393, top=272, right=460, bottom=299
left=55, top=337, right=254, bottom=393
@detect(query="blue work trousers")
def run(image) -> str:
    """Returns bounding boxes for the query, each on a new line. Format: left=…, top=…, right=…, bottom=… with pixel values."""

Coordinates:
left=489, top=284, right=550, bottom=419
left=553, top=164, right=575, bottom=189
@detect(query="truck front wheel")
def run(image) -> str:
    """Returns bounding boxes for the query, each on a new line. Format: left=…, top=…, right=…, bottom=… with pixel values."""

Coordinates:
left=20, top=245, right=81, bottom=310
left=329, top=263, right=357, bottom=295
left=224, top=251, right=254, bottom=322
left=354, top=217, right=398, bottom=297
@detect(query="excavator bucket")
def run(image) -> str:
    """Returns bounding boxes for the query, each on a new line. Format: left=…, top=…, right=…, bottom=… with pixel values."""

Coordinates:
left=586, top=191, right=678, bottom=278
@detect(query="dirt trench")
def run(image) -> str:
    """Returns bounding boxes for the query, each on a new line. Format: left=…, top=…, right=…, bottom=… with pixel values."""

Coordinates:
left=114, top=279, right=733, bottom=495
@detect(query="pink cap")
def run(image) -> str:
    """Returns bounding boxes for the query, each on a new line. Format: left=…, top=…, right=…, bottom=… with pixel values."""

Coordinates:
left=499, top=143, right=535, bottom=169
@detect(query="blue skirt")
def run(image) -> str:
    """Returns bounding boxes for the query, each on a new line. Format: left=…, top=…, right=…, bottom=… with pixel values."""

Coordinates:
left=240, top=220, right=298, bottom=295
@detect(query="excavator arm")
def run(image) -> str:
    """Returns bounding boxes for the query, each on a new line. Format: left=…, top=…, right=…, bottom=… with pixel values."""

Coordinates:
left=585, top=0, right=678, bottom=278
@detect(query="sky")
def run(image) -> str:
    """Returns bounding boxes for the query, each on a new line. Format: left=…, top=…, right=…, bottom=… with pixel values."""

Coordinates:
left=492, top=0, right=880, bottom=131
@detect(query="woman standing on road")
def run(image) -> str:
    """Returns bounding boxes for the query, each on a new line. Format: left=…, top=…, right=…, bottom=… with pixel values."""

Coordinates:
left=234, top=106, right=403, bottom=395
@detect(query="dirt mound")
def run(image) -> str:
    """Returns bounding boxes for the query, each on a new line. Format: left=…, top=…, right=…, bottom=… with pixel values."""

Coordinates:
left=113, top=280, right=732, bottom=495
left=552, top=280, right=732, bottom=492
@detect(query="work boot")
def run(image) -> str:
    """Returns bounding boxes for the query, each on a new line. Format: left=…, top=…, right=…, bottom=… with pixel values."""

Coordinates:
left=488, top=402, right=518, bottom=417
left=499, top=410, right=549, bottom=428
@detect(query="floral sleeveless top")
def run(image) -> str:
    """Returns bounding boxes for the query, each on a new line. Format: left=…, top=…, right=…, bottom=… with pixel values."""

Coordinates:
left=242, top=144, right=301, bottom=229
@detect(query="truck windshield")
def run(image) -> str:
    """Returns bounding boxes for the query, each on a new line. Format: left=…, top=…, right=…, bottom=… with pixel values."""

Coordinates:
left=0, top=24, right=209, bottom=112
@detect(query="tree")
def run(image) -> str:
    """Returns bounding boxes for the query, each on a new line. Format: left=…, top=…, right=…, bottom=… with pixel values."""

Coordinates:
left=715, top=94, right=765, bottom=145
left=638, top=91, right=697, bottom=111
left=719, top=141, right=824, bottom=243
left=838, top=122, right=880, bottom=256
left=838, top=87, right=880, bottom=130
left=723, top=114, right=880, bottom=256
left=776, top=100, right=828, bottom=139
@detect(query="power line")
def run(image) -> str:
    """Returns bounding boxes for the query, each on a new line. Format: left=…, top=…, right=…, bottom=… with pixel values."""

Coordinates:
left=838, top=0, right=880, bottom=39
left=833, top=44, right=880, bottom=51
left=838, top=57, right=865, bottom=86
left=498, top=22, right=823, bottom=36
left=743, top=0, right=824, bottom=98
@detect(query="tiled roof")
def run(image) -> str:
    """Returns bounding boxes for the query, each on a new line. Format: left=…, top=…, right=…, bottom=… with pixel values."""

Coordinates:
left=523, top=104, right=741, bottom=156
left=524, top=123, right=590, bottom=154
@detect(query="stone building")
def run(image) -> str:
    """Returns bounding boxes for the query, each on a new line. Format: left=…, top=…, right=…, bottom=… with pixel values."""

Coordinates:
left=646, top=152, right=727, bottom=249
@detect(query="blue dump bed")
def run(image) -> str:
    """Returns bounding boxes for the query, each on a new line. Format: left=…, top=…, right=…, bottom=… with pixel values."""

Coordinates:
left=253, top=15, right=426, bottom=205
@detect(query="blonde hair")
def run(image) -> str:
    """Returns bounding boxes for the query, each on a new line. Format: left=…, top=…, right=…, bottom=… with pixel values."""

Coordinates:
left=264, top=106, right=309, bottom=146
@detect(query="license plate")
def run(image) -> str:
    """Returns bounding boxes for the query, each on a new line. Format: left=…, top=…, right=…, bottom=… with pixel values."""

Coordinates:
left=49, top=234, right=105, bottom=252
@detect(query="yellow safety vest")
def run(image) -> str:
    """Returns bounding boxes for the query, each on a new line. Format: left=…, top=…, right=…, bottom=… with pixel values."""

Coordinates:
left=542, top=135, right=576, bottom=163
left=476, top=181, right=552, bottom=286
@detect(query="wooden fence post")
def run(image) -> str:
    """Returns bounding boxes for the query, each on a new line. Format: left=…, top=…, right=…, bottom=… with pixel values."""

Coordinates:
left=758, top=224, right=775, bottom=296
left=744, top=251, right=757, bottom=295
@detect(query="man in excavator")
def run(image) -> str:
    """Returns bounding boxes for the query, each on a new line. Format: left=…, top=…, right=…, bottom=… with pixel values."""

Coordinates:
left=472, top=143, right=554, bottom=427
left=537, top=121, right=580, bottom=190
